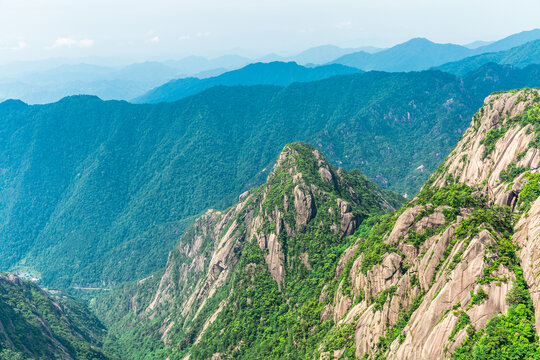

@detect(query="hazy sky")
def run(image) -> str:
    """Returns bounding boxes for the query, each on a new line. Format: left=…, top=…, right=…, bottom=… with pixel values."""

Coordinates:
left=1, top=0, right=539, bottom=63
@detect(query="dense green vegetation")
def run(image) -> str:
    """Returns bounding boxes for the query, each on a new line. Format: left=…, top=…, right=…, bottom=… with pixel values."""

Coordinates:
left=63, top=87, right=540, bottom=359
left=516, top=172, right=540, bottom=213
left=453, top=274, right=539, bottom=360
left=0, top=274, right=107, bottom=359
left=0, top=64, right=539, bottom=290
left=481, top=127, right=508, bottom=158
left=1, top=75, right=540, bottom=360
left=500, top=162, right=527, bottom=183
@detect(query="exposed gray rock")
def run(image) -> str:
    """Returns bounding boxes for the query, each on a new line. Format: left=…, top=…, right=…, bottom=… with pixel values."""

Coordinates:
left=294, top=184, right=315, bottom=227
left=386, top=206, right=422, bottom=244
left=319, top=167, right=334, bottom=183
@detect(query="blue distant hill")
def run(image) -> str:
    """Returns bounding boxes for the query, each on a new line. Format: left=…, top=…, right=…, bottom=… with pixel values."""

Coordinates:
left=331, top=29, right=540, bottom=72
left=133, top=61, right=363, bottom=103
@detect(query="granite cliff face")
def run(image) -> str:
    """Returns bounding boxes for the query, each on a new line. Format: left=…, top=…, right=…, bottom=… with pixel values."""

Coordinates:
left=98, top=89, right=540, bottom=359
left=315, top=88, right=540, bottom=359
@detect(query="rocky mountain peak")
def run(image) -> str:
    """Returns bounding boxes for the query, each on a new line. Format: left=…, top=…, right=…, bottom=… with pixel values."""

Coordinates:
left=270, top=141, right=336, bottom=186
left=111, top=142, right=402, bottom=356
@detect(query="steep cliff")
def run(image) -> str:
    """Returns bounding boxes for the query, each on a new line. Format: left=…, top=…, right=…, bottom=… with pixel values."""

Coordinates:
left=313, top=88, right=540, bottom=359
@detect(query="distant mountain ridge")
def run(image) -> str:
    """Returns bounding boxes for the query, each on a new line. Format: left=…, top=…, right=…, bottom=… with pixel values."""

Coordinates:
left=332, top=37, right=472, bottom=71
left=473, top=28, right=540, bottom=53
left=0, top=61, right=186, bottom=104
left=435, top=39, right=540, bottom=76
left=331, top=29, right=540, bottom=72
left=133, top=61, right=363, bottom=103
left=290, top=44, right=382, bottom=65
left=2, top=29, right=540, bottom=104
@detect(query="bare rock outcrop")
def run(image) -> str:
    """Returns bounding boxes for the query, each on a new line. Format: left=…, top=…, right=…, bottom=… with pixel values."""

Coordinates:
left=388, top=231, right=511, bottom=359
left=386, top=206, right=422, bottom=244
left=515, top=197, right=540, bottom=332
left=411, top=207, right=446, bottom=233
left=432, top=90, right=540, bottom=201
left=294, top=184, right=315, bottom=227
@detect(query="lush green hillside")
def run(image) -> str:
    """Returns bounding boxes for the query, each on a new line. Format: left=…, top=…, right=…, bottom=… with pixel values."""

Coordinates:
left=436, top=39, right=540, bottom=76
left=463, top=63, right=540, bottom=100
left=0, top=71, right=463, bottom=289
left=133, top=61, right=362, bottom=103
left=0, top=273, right=107, bottom=359
left=1, top=67, right=540, bottom=290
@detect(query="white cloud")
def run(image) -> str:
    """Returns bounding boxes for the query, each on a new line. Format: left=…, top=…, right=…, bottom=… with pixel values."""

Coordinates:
left=14, top=41, right=28, bottom=50
left=1, top=41, right=28, bottom=51
left=78, top=39, right=95, bottom=47
left=48, top=37, right=95, bottom=49
left=53, top=37, right=76, bottom=47
left=148, top=36, right=160, bottom=43
left=178, top=32, right=209, bottom=41
left=335, top=21, right=352, bottom=29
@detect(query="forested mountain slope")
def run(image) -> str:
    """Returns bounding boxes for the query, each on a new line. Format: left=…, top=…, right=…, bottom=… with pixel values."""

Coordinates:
left=1, top=67, right=539, bottom=290
left=462, top=63, right=540, bottom=101
left=96, top=89, right=540, bottom=359
left=0, top=71, right=469, bottom=289
left=0, top=67, right=535, bottom=287
left=0, top=273, right=108, bottom=360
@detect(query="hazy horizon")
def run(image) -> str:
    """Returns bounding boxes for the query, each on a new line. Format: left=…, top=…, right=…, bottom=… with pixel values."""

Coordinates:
left=1, top=0, right=540, bottom=65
